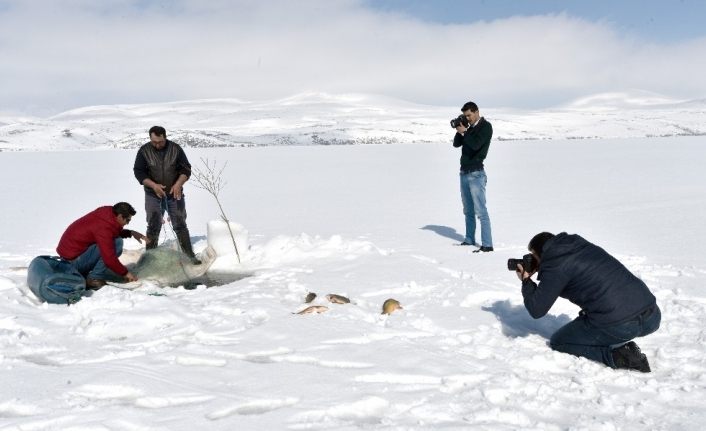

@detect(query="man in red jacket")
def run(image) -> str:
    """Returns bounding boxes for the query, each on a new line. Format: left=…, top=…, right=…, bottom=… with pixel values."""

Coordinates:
left=57, top=202, right=149, bottom=289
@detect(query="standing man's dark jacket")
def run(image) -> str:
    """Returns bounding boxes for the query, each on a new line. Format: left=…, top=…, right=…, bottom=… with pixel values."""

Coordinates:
left=452, top=117, right=493, bottom=172
left=522, top=233, right=656, bottom=327
left=133, top=139, right=192, bottom=197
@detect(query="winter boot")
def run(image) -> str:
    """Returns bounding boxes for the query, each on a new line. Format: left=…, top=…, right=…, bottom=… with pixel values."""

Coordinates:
left=146, top=233, right=160, bottom=250
left=176, top=230, right=201, bottom=265
left=612, top=341, right=651, bottom=373
left=85, top=278, right=107, bottom=290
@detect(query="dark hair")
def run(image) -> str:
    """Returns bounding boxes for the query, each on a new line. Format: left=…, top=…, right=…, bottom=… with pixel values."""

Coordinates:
left=149, top=126, right=166, bottom=137
left=112, top=202, right=136, bottom=218
left=461, top=101, right=479, bottom=112
left=528, top=232, right=555, bottom=257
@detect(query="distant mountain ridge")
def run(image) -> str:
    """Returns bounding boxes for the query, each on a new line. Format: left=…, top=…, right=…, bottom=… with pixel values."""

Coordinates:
left=564, top=90, right=687, bottom=110
left=1, top=92, right=704, bottom=151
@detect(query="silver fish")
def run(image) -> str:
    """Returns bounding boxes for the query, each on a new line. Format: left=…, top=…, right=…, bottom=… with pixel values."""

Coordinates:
left=294, top=305, right=329, bottom=315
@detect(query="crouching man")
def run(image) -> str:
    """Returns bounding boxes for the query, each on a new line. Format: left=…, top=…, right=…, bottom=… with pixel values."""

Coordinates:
left=516, top=232, right=661, bottom=372
left=57, top=202, right=149, bottom=289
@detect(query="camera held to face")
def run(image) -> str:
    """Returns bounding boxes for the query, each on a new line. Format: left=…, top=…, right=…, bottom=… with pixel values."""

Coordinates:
left=507, top=254, right=537, bottom=273
left=450, top=115, right=470, bottom=129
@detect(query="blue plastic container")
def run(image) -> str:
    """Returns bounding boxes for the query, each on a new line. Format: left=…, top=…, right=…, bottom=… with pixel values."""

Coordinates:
left=27, top=256, right=86, bottom=305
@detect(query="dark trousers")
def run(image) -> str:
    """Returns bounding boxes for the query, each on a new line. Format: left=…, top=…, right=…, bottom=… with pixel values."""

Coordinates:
left=145, top=192, right=190, bottom=238
left=549, top=305, right=661, bottom=367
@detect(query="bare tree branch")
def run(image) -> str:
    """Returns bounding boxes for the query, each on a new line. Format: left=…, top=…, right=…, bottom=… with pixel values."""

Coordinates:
left=192, top=158, right=241, bottom=263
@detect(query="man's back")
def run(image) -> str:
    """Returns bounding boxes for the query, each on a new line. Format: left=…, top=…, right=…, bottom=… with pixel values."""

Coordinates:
left=57, top=206, right=120, bottom=259
left=56, top=206, right=129, bottom=277
left=530, top=233, right=656, bottom=326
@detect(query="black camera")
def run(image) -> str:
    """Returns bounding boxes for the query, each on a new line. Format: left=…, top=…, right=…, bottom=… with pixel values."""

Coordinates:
left=507, top=254, right=537, bottom=273
left=450, top=115, right=470, bottom=129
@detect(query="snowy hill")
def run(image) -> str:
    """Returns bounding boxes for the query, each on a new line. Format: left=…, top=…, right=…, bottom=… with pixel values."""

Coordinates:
left=1, top=91, right=705, bottom=151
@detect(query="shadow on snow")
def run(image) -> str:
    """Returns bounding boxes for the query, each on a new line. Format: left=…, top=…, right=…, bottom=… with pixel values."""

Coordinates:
left=420, top=224, right=465, bottom=242
left=482, top=299, right=572, bottom=339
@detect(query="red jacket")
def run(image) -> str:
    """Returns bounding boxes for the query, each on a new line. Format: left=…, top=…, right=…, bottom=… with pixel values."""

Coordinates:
left=57, top=206, right=130, bottom=276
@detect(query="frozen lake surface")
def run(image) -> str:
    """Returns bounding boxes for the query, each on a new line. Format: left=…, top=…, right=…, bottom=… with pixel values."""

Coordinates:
left=0, top=137, right=705, bottom=429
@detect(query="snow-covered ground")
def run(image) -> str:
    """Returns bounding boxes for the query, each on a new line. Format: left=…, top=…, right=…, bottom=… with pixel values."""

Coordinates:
left=2, top=91, right=706, bottom=152
left=1, top=133, right=705, bottom=429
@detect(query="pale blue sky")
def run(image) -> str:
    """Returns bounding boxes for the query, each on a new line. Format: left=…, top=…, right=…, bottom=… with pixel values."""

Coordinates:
left=2, top=0, right=706, bottom=115
left=364, top=0, right=706, bottom=43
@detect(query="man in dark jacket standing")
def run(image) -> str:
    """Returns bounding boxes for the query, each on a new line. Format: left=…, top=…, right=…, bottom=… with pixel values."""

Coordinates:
left=516, top=232, right=661, bottom=372
left=57, top=202, right=146, bottom=288
left=453, top=101, right=493, bottom=252
left=133, top=126, right=200, bottom=264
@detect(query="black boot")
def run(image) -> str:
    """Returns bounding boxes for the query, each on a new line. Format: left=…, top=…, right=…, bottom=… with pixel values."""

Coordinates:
left=612, top=341, right=651, bottom=372
left=146, top=233, right=159, bottom=250
left=176, top=230, right=201, bottom=264
left=473, top=246, right=494, bottom=253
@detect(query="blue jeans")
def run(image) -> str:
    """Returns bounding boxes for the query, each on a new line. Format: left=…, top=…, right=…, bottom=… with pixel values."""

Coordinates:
left=71, top=238, right=124, bottom=281
left=460, top=170, right=493, bottom=247
left=549, top=305, right=661, bottom=368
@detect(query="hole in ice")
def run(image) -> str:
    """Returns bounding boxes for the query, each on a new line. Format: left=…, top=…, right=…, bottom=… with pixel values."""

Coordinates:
left=184, top=272, right=253, bottom=289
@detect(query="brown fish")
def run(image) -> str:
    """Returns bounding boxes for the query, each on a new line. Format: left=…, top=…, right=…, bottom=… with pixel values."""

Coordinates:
left=326, top=294, right=350, bottom=304
left=381, top=298, right=403, bottom=315
left=294, top=305, right=329, bottom=315
left=304, top=292, right=317, bottom=303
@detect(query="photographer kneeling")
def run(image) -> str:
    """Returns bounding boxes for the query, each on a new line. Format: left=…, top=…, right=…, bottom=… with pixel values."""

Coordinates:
left=515, top=232, right=661, bottom=372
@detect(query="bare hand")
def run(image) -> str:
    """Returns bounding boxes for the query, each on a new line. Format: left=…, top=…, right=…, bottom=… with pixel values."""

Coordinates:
left=170, top=183, right=183, bottom=200
left=152, top=184, right=167, bottom=198
left=131, top=231, right=148, bottom=244
left=456, top=125, right=468, bottom=135
left=125, top=272, right=138, bottom=282
left=516, top=264, right=530, bottom=281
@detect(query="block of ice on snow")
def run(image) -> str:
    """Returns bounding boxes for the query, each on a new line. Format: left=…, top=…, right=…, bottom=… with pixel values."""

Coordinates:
left=207, top=220, right=249, bottom=258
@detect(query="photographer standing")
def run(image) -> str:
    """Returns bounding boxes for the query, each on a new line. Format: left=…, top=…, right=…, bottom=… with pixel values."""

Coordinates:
left=453, top=101, right=493, bottom=252
left=516, top=232, right=661, bottom=372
